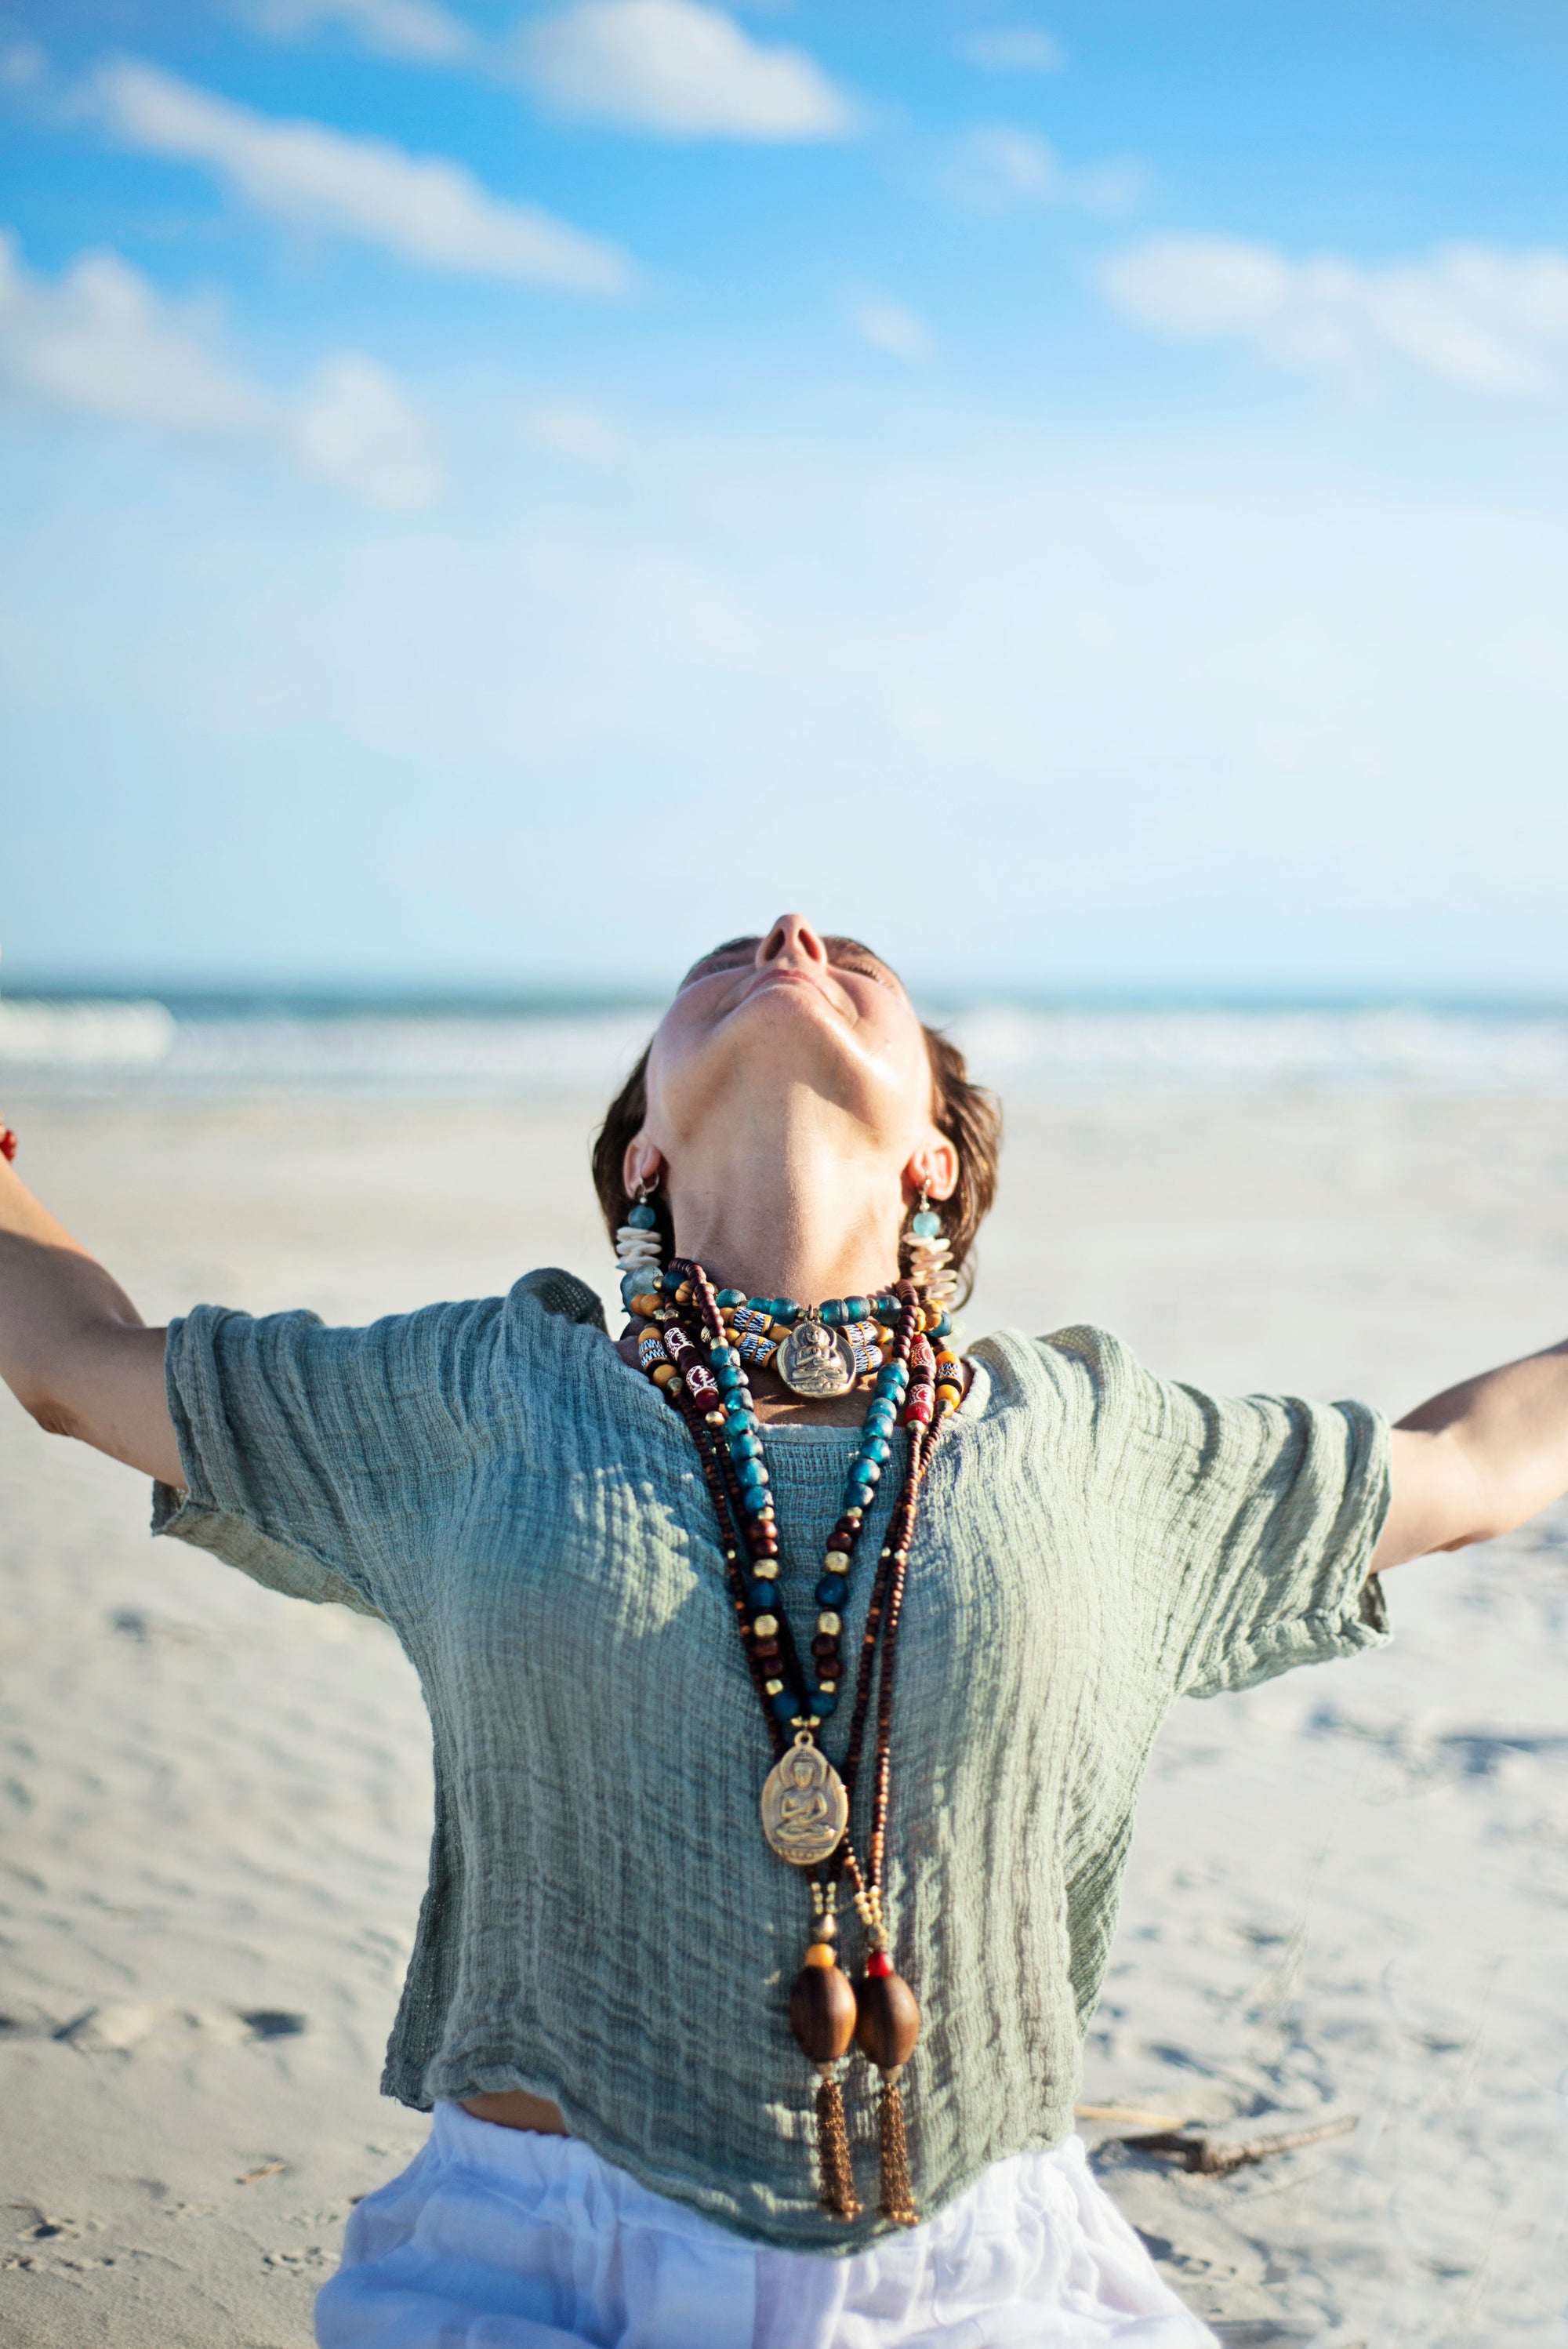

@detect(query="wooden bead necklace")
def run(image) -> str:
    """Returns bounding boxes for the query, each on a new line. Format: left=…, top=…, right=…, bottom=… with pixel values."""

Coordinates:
left=615, top=1192, right=965, bottom=2225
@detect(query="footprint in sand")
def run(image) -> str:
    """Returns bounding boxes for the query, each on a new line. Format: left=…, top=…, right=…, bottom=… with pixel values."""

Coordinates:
left=54, top=2002, right=307, bottom=2050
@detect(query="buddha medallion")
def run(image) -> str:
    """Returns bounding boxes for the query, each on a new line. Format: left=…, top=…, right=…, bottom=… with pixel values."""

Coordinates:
left=775, top=1316, right=856, bottom=1399
left=760, top=1732, right=849, bottom=1866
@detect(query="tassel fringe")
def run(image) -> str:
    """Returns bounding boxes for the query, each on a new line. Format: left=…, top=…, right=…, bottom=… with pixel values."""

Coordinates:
left=876, top=2071, right=918, bottom=2227
left=815, top=2065, right=861, bottom=2220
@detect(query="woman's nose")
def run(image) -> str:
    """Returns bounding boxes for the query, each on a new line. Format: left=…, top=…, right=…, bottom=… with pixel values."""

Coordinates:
left=757, top=915, right=828, bottom=970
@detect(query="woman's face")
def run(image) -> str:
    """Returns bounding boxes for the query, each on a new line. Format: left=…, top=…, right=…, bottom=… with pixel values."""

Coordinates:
left=632, top=913, right=952, bottom=1190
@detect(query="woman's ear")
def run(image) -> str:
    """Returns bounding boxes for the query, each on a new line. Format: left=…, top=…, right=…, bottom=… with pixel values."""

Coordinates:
left=905, top=1138, right=959, bottom=1204
left=622, top=1138, right=665, bottom=1199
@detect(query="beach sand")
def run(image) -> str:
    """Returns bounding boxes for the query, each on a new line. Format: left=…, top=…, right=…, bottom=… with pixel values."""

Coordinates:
left=2, top=1087, right=1565, bottom=2347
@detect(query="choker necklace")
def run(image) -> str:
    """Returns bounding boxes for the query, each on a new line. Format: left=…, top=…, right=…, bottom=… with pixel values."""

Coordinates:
left=615, top=1189, right=966, bottom=2225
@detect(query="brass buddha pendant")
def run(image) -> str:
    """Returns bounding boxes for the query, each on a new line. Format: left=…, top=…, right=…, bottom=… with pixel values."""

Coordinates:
left=760, top=1732, right=849, bottom=1866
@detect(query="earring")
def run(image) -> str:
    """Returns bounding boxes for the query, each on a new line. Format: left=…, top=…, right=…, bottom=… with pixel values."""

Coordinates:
left=616, top=1174, right=664, bottom=1305
left=902, top=1177, right=957, bottom=1307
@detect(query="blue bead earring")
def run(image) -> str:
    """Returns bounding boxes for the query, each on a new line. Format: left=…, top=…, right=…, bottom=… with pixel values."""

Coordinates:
left=903, top=1178, right=956, bottom=1305
left=616, top=1175, right=663, bottom=1307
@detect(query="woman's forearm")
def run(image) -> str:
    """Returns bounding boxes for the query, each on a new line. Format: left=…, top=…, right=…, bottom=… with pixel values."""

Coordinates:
left=0, top=1149, right=180, bottom=1480
left=1375, top=1339, right=1568, bottom=1570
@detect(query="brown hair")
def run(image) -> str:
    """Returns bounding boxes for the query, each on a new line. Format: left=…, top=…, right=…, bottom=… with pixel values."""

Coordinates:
left=590, top=960, right=1002, bottom=1307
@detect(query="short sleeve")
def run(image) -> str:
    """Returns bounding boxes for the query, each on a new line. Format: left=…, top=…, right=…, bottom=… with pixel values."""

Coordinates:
left=1045, top=1327, right=1392, bottom=1700
left=151, top=1292, right=500, bottom=1618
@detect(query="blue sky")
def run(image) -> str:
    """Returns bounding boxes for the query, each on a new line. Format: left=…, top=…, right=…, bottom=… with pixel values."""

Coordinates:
left=4, top=0, right=1568, bottom=995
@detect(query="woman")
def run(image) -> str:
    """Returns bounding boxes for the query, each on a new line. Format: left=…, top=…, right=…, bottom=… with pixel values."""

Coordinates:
left=2, top=913, right=1565, bottom=2349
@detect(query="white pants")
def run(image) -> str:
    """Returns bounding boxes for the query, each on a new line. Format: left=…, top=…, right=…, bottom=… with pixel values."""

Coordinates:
left=314, top=2103, right=1217, bottom=2348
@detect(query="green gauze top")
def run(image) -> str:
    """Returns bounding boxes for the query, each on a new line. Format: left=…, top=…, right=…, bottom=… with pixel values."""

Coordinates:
left=152, top=1267, right=1391, bottom=2253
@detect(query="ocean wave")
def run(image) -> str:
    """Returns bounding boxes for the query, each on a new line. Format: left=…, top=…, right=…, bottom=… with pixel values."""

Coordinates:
left=0, top=999, right=178, bottom=1069
left=942, top=1004, right=1568, bottom=1093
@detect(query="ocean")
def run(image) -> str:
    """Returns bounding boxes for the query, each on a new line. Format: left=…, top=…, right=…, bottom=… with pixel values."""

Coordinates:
left=5, top=989, right=1568, bottom=1098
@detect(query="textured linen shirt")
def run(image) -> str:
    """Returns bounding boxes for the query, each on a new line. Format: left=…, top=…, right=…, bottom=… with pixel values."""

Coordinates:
left=153, top=1268, right=1392, bottom=2253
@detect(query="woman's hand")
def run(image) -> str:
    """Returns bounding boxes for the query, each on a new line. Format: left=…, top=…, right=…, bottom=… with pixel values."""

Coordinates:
left=1374, top=1338, right=1568, bottom=1570
left=0, top=1122, right=182, bottom=1486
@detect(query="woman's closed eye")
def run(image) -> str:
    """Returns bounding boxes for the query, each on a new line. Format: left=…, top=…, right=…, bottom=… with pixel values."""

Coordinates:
left=677, top=948, right=757, bottom=991
left=823, top=942, right=897, bottom=989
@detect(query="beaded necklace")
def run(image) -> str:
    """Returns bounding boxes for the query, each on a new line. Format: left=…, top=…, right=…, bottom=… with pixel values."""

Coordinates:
left=615, top=1189, right=966, bottom=2226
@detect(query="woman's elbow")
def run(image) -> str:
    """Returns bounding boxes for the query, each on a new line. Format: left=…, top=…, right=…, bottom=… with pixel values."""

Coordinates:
left=13, top=1374, right=91, bottom=1441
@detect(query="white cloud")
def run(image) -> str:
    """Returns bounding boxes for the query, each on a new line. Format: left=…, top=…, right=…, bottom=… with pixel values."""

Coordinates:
left=852, top=298, right=936, bottom=365
left=0, top=230, right=441, bottom=506
left=960, top=27, right=1062, bottom=72
left=93, top=57, right=632, bottom=291
left=1100, top=234, right=1568, bottom=394
left=946, top=124, right=1142, bottom=218
left=517, top=0, right=855, bottom=139
left=245, top=0, right=478, bottom=64
left=0, top=35, right=47, bottom=88
left=289, top=352, right=442, bottom=503
left=521, top=399, right=626, bottom=461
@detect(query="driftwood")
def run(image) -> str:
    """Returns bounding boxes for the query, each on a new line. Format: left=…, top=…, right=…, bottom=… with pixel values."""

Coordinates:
left=1123, top=2112, right=1358, bottom=2176
left=1074, top=2104, right=1188, bottom=2131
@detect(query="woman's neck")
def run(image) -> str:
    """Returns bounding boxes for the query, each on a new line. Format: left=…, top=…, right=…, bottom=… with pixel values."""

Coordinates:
left=664, top=1090, right=906, bottom=1308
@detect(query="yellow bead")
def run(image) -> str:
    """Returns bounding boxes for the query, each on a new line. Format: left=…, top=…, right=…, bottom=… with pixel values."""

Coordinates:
left=632, top=1294, right=660, bottom=1316
left=651, top=1363, right=677, bottom=1387
left=753, top=1613, right=779, bottom=1639
left=804, top=1941, right=837, bottom=1969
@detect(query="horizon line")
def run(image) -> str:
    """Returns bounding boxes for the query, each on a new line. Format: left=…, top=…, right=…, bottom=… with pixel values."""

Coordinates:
left=5, top=978, right=1568, bottom=1018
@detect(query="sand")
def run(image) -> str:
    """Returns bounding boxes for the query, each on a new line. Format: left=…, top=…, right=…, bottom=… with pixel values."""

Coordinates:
left=2, top=1087, right=1566, bottom=2347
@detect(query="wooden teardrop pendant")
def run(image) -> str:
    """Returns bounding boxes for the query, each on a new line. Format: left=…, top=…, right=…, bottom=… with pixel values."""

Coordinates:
left=852, top=1964, right=920, bottom=2073
left=788, top=1958, right=858, bottom=2064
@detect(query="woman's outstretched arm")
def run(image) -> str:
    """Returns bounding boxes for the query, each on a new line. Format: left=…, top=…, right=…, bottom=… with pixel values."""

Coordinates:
left=1374, top=1339, right=1568, bottom=1571
left=0, top=1136, right=180, bottom=1485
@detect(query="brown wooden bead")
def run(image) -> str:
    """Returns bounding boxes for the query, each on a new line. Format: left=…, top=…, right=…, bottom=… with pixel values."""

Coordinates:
left=789, top=1961, right=858, bottom=2064
left=854, top=1969, right=920, bottom=2072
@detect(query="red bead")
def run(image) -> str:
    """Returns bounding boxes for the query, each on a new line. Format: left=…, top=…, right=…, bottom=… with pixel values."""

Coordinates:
left=810, top=1634, right=840, bottom=1660
left=866, top=1950, right=892, bottom=1978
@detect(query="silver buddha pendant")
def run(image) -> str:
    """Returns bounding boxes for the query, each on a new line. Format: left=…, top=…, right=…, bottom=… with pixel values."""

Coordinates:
left=774, top=1316, right=856, bottom=1398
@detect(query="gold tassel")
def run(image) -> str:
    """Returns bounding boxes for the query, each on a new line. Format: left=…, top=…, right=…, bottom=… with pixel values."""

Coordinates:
left=814, top=2063, right=861, bottom=2220
left=876, top=2070, right=918, bottom=2227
